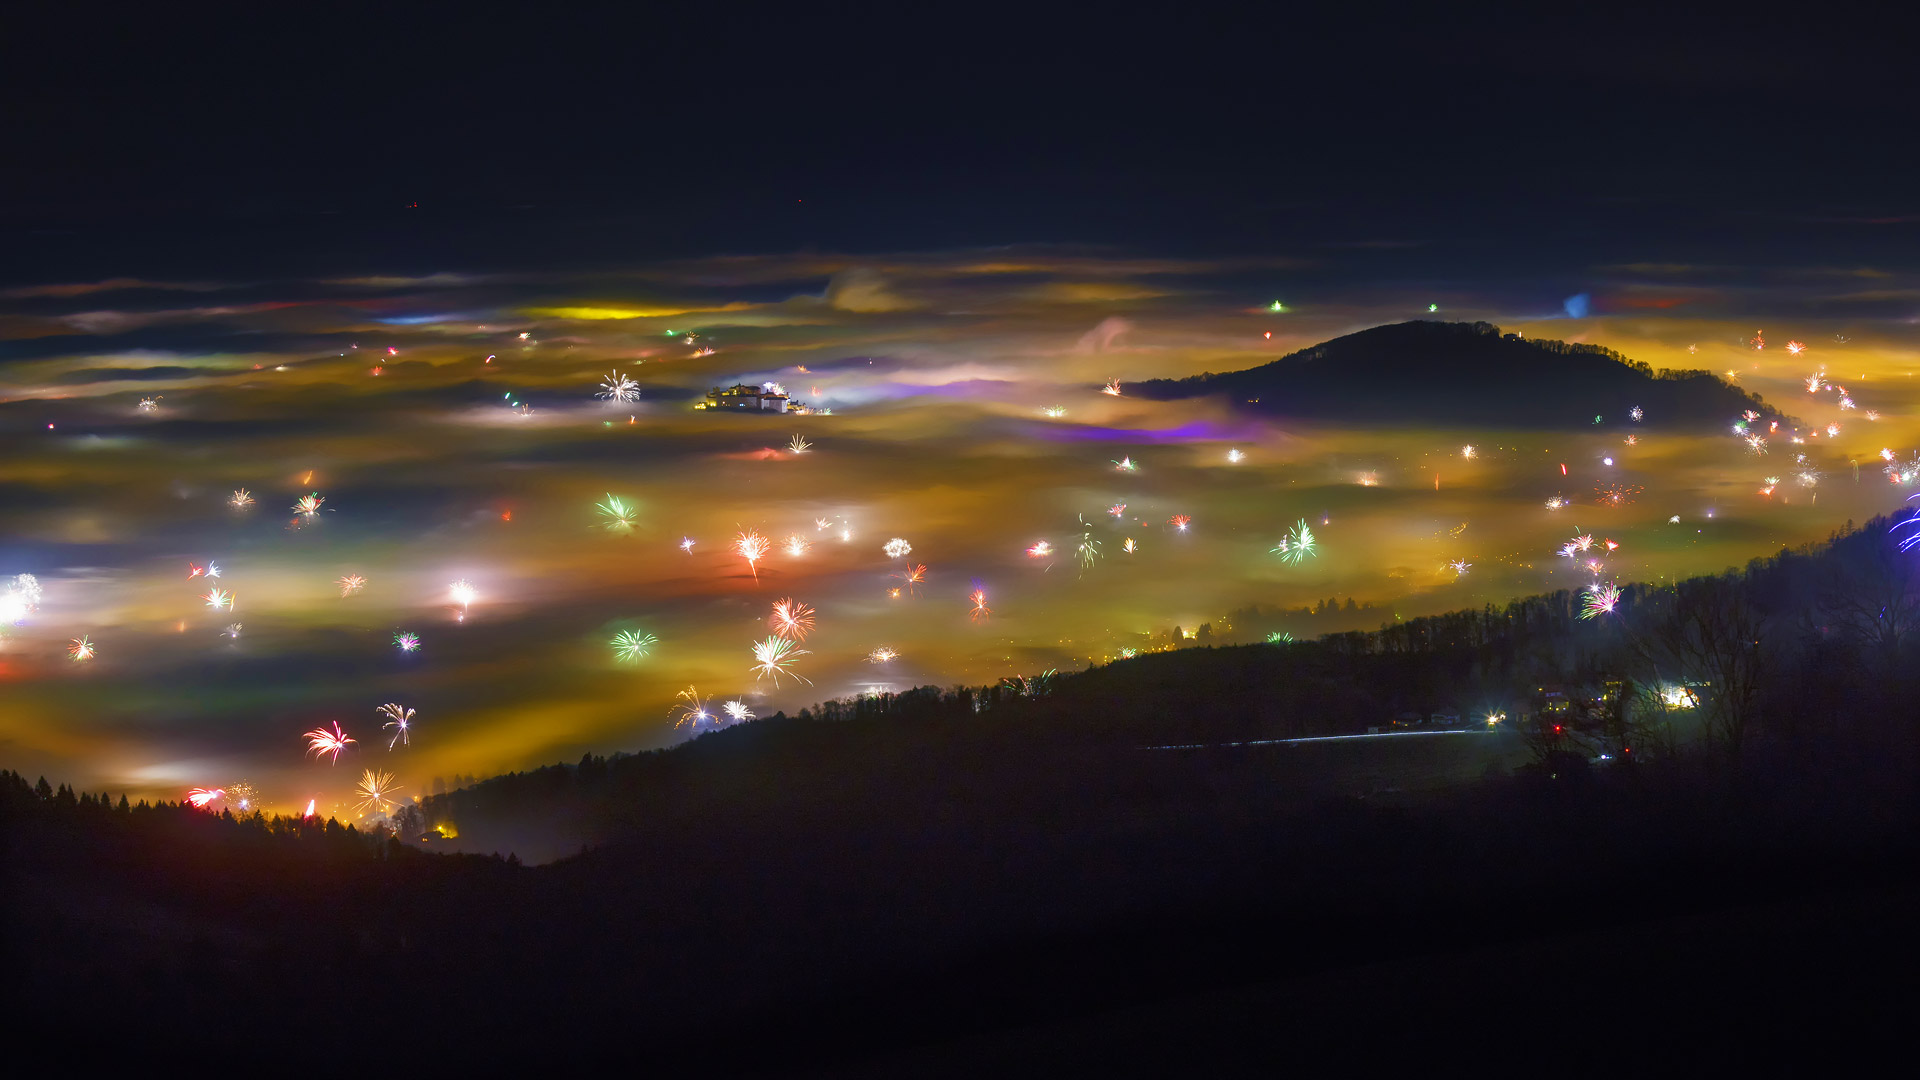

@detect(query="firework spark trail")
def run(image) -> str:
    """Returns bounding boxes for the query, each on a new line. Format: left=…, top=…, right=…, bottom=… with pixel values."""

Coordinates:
left=378, top=703, right=415, bottom=748
left=611, top=629, right=657, bottom=660
left=304, top=722, right=356, bottom=763
left=769, top=598, right=816, bottom=641
left=186, top=788, right=224, bottom=809
left=750, top=635, right=813, bottom=686
left=1075, top=515, right=1102, bottom=572
left=736, top=530, right=771, bottom=581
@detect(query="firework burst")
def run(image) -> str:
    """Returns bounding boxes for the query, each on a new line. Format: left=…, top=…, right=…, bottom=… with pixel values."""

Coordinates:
left=866, top=646, right=899, bottom=664
left=1448, top=559, right=1472, bottom=577
left=68, top=636, right=95, bottom=662
left=337, top=574, right=367, bottom=597
left=750, top=635, right=813, bottom=686
left=722, top=700, right=755, bottom=723
left=598, top=494, right=638, bottom=532
left=1111, top=457, right=1138, bottom=472
left=1169, top=514, right=1191, bottom=532
left=1043, top=405, right=1066, bottom=418
left=137, top=396, right=162, bottom=412
left=449, top=579, right=477, bottom=609
left=769, top=598, right=816, bottom=641
left=378, top=703, right=415, bottom=748
left=354, top=769, right=402, bottom=817
left=203, top=588, right=233, bottom=610
left=1101, top=379, right=1123, bottom=397
left=186, top=788, right=224, bottom=809
left=1227, top=448, right=1244, bottom=463
left=1108, top=503, right=1127, bottom=517
left=787, top=434, right=812, bottom=454
left=394, top=631, right=421, bottom=653
left=2, top=574, right=43, bottom=624
left=892, top=564, right=927, bottom=596
left=229, top=489, right=254, bottom=509
left=596, top=370, right=641, bottom=403
left=222, top=623, right=242, bottom=639
left=1271, top=520, right=1317, bottom=564
left=293, top=493, right=325, bottom=517
left=1580, top=582, right=1623, bottom=619
left=611, top=629, right=658, bottom=661
left=735, top=529, right=771, bottom=581
left=969, top=586, right=991, bottom=622
left=882, top=538, right=913, bottom=559
left=783, top=534, right=812, bottom=558
left=671, top=686, right=713, bottom=730
left=1026, top=540, right=1053, bottom=559
left=304, top=722, right=356, bottom=763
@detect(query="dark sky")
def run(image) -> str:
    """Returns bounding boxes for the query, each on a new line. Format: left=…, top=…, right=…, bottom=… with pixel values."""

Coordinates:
left=6, top=8, right=1919, bottom=278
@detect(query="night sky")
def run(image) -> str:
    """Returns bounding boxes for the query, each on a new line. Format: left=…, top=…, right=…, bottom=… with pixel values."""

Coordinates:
left=4, top=9, right=1919, bottom=814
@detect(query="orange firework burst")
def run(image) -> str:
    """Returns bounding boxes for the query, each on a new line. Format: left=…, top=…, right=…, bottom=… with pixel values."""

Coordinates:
left=769, top=597, right=816, bottom=641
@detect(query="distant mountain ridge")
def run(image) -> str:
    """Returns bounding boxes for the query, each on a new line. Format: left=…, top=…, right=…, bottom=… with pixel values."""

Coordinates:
left=1134, top=321, right=1781, bottom=429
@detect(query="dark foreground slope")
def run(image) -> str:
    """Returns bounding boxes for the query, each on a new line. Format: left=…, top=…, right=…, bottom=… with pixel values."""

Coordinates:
left=1134, top=321, right=1779, bottom=429
left=10, top=519, right=1920, bottom=1072
left=8, top=738, right=1920, bottom=1074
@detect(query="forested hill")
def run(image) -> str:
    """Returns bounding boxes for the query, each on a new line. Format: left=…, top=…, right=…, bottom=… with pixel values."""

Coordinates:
left=1132, top=321, right=1780, bottom=429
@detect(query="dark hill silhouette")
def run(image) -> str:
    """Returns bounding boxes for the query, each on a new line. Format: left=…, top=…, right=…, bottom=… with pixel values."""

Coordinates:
left=9, top=516, right=1920, bottom=1071
left=1134, top=320, right=1782, bottom=429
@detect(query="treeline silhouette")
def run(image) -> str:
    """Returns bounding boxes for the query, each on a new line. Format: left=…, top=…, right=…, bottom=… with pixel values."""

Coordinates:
left=9, top=515, right=1920, bottom=1070
left=1132, top=320, right=1782, bottom=429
